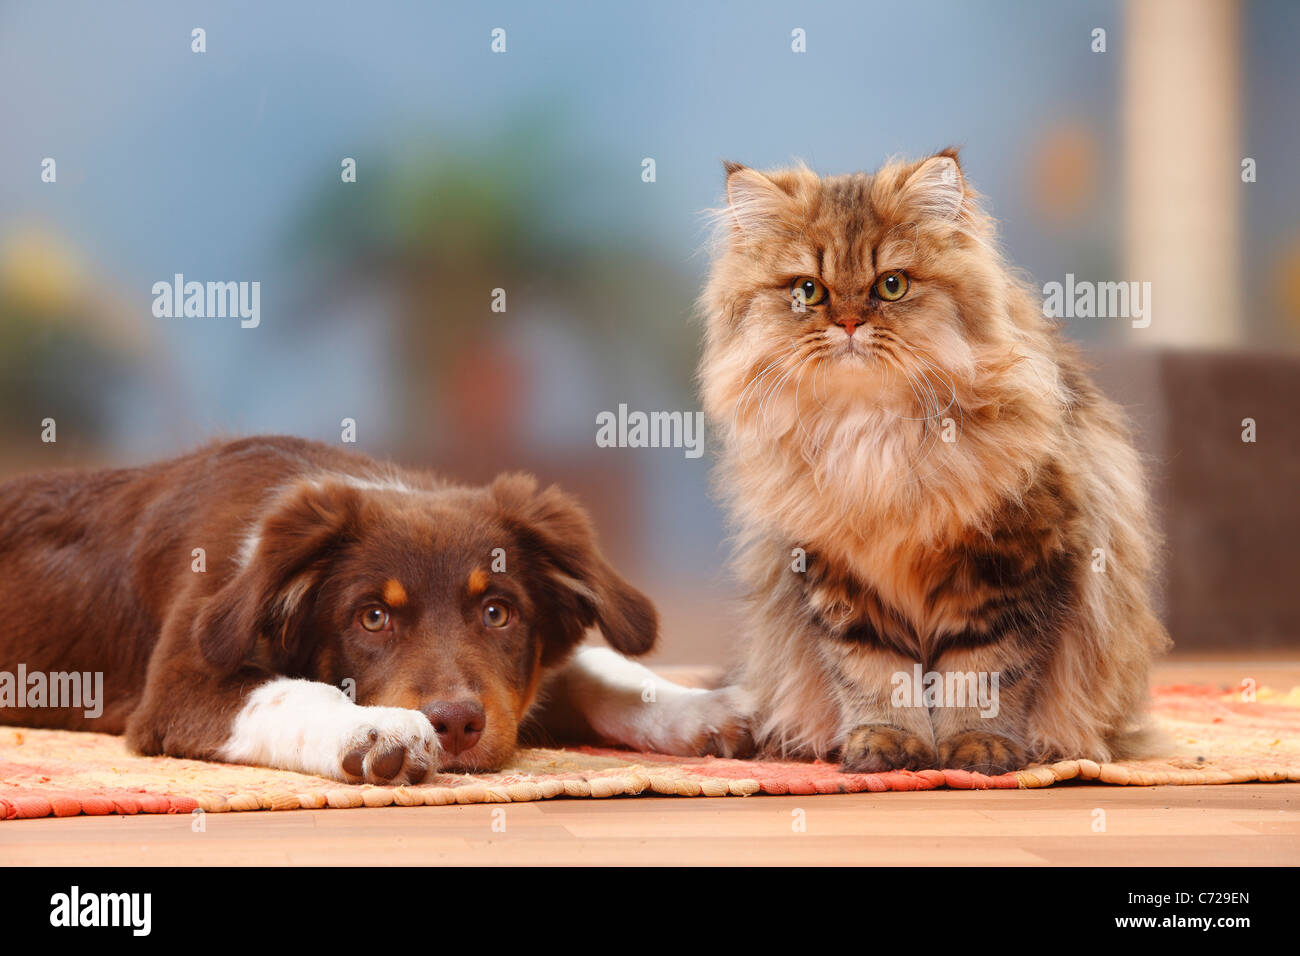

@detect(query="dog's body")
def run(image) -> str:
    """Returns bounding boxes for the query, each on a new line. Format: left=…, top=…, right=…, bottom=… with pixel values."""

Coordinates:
left=0, top=436, right=749, bottom=782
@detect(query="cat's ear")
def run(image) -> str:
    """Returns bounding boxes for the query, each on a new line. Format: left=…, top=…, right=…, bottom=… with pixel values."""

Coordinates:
left=724, top=162, right=793, bottom=238
left=901, top=150, right=967, bottom=222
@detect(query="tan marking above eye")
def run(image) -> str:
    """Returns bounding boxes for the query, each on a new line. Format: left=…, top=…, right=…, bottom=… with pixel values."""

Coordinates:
left=467, top=568, right=489, bottom=596
left=382, top=579, right=408, bottom=608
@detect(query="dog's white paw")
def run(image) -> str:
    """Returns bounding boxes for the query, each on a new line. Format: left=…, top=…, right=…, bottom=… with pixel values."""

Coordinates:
left=631, top=684, right=756, bottom=759
left=562, top=648, right=757, bottom=759
left=335, top=706, right=439, bottom=785
left=220, top=678, right=440, bottom=784
left=672, top=684, right=756, bottom=758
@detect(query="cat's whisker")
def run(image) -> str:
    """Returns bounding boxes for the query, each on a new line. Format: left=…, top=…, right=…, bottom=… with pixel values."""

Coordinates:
left=735, top=351, right=797, bottom=436
left=908, top=345, right=963, bottom=402
left=734, top=333, right=828, bottom=439
left=767, top=341, right=824, bottom=429
left=912, top=363, right=946, bottom=420
left=897, top=352, right=968, bottom=484
left=907, top=355, right=968, bottom=484
left=919, top=365, right=947, bottom=423
left=896, top=364, right=950, bottom=480
left=756, top=353, right=809, bottom=432
left=910, top=348, right=965, bottom=438
left=791, top=355, right=827, bottom=454
left=895, top=362, right=932, bottom=432
left=810, top=350, right=831, bottom=410
left=893, top=346, right=958, bottom=422
left=731, top=346, right=800, bottom=434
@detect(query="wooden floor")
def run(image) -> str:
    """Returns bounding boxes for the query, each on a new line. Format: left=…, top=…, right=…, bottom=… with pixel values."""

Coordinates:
left=2, top=783, right=1295, bottom=866
left=2, top=657, right=1297, bottom=866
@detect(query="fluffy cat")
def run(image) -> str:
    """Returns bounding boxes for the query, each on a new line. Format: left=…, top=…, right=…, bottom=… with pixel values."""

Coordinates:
left=698, top=150, right=1170, bottom=774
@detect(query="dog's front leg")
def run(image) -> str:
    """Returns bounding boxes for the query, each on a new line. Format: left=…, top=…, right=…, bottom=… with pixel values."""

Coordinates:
left=130, top=674, right=439, bottom=785
left=538, top=646, right=755, bottom=757
left=217, top=678, right=440, bottom=784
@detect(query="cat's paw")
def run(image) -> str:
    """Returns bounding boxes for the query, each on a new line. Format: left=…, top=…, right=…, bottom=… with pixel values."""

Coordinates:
left=841, top=724, right=935, bottom=773
left=937, top=731, right=1025, bottom=775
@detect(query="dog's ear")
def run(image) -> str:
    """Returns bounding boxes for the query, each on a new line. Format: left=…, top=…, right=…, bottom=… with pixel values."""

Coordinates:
left=196, top=479, right=362, bottom=673
left=491, top=473, right=658, bottom=665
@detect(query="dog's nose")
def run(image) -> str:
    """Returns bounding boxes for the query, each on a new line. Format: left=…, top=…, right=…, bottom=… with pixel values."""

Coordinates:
left=421, top=700, right=486, bottom=756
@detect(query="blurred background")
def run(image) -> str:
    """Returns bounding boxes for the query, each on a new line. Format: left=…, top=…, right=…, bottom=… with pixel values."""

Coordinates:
left=1, top=0, right=1296, bottom=661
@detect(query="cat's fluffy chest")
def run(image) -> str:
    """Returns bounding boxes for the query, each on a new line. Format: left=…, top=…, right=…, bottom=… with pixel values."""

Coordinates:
left=728, top=408, right=1035, bottom=646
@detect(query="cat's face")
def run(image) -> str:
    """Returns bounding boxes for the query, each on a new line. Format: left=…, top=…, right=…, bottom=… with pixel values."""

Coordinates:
left=700, top=152, right=1024, bottom=437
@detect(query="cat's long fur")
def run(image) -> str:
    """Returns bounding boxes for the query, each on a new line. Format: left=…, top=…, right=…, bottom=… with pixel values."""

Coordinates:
left=698, top=151, right=1170, bottom=773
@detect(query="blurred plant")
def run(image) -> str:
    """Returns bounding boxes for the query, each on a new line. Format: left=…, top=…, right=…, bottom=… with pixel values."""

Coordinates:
left=290, top=111, right=697, bottom=461
left=0, top=230, right=149, bottom=458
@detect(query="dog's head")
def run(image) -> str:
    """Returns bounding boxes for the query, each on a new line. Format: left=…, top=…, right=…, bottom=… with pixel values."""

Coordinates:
left=195, top=472, right=657, bottom=771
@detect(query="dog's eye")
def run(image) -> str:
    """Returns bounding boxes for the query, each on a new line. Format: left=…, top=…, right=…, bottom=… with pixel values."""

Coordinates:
left=873, top=270, right=909, bottom=302
left=359, top=606, right=390, bottom=632
left=481, top=602, right=511, bottom=629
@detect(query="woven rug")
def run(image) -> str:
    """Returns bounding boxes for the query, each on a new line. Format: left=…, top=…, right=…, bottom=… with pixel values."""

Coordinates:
left=1, top=684, right=1296, bottom=820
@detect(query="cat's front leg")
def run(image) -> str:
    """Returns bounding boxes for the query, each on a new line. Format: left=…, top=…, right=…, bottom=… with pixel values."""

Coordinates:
left=925, top=645, right=1035, bottom=774
left=826, top=643, right=937, bottom=773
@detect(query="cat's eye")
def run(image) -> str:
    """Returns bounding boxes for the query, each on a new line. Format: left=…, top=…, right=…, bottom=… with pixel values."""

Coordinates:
left=482, top=601, right=512, bottom=629
left=874, top=270, right=909, bottom=302
left=791, top=276, right=828, bottom=308
left=359, top=605, right=390, bottom=632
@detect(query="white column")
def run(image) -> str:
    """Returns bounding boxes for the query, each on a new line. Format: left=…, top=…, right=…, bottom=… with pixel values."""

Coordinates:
left=1123, top=0, right=1242, bottom=347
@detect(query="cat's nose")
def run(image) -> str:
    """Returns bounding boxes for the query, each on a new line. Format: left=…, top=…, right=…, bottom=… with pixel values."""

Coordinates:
left=835, top=317, right=861, bottom=336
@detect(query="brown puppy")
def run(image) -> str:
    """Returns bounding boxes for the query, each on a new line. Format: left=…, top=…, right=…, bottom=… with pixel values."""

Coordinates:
left=0, top=436, right=750, bottom=782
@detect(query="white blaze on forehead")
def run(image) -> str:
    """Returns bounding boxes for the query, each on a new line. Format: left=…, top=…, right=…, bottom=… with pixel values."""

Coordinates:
left=236, top=529, right=262, bottom=569
left=331, top=473, right=419, bottom=495
left=235, top=471, right=424, bottom=568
